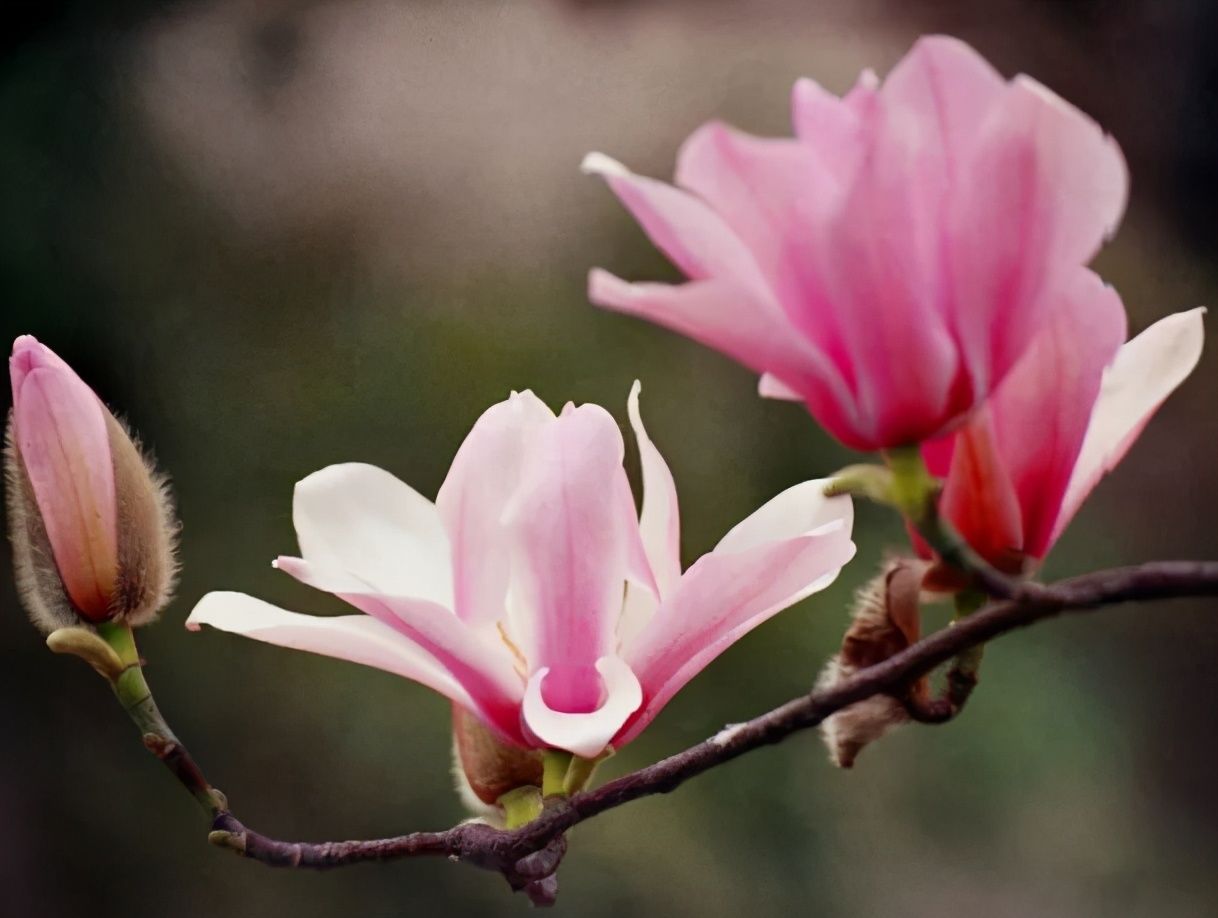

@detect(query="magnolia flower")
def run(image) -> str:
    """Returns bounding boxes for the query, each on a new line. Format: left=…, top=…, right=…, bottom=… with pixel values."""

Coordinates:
left=6, top=336, right=177, bottom=632
left=918, top=279, right=1204, bottom=572
left=188, top=384, right=856, bottom=758
left=584, top=35, right=1127, bottom=451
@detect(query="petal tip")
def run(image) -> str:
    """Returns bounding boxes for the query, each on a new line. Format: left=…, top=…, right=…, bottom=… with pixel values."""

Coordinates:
left=581, top=151, right=629, bottom=178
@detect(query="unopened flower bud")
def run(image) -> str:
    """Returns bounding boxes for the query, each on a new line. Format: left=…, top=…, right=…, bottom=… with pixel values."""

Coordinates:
left=451, top=704, right=543, bottom=816
left=5, top=336, right=177, bottom=633
left=818, top=559, right=929, bottom=768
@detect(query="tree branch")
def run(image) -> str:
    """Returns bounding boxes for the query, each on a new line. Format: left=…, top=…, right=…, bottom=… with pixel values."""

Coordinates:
left=188, top=559, right=1218, bottom=890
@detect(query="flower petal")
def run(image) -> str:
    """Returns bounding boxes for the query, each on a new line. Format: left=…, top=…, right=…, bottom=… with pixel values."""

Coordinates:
left=293, top=463, right=453, bottom=607
left=504, top=403, right=636, bottom=713
left=620, top=520, right=855, bottom=746
left=881, top=35, right=1006, bottom=175
left=435, top=390, right=556, bottom=626
left=934, top=412, right=1024, bottom=567
left=985, top=271, right=1127, bottom=557
left=627, top=380, right=680, bottom=596
left=713, top=479, right=854, bottom=555
left=589, top=270, right=862, bottom=444
left=1054, top=306, right=1206, bottom=543
left=616, top=381, right=680, bottom=652
left=582, top=152, right=769, bottom=295
left=274, top=556, right=525, bottom=740
left=947, top=75, right=1128, bottom=393
left=521, top=655, right=643, bottom=758
left=790, top=72, right=875, bottom=178
left=186, top=591, right=474, bottom=711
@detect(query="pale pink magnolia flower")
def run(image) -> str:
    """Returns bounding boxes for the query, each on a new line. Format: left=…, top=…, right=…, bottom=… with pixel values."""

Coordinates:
left=917, top=279, right=1205, bottom=571
left=188, top=384, right=856, bottom=758
left=6, top=336, right=177, bottom=631
left=584, top=35, right=1128, bottom=451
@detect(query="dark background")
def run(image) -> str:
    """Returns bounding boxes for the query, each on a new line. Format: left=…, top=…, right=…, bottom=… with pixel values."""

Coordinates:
left=2, top=2, right=1216, bottom=916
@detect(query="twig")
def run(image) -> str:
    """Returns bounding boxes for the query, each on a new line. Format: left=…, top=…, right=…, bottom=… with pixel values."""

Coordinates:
left=180, top=559, right=1218, bottom=884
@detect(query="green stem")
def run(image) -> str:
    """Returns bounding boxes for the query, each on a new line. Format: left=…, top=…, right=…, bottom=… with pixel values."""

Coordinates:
left=882, top=447, right=1024, bottom=600
left=541, top=750, right=573, bottom=798
left=499, top=786, right=544, bottom=829
left=96, top=622, right=225, bottom=816
left=563, top=755, right=603, bottom=796
left=950, top=589, right=987, bottom=679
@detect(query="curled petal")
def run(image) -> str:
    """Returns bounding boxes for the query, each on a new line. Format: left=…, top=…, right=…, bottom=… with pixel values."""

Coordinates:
left=521, top=656, right=643, bottom=758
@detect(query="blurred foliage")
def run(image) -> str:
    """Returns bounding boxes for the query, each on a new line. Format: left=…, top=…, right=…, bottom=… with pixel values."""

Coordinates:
left=2, top=2, right=1217, bottom=916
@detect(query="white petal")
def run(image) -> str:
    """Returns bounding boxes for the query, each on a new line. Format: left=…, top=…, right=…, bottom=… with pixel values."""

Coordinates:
left=714, top=478, right=854, bottom=554
left=521, top=656, right=643, bottom=758
left=758, top=373, right=803, bottom=401
left=1055, top=307, right=1206, bottom=539
left=186, top=591, right=472, bottom=707
left=293, top=463, right=453, bottom=607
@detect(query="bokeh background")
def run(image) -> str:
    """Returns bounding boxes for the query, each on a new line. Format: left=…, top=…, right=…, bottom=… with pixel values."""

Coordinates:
left=3, top=1, right=1217, bottom=916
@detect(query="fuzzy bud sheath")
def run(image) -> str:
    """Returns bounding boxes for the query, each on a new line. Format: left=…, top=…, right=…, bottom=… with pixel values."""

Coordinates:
left=817, top=559, right=929, bottom=768
left=451, top=704, right=544, bottom=820
left=6, top=337, right=178, bottom=633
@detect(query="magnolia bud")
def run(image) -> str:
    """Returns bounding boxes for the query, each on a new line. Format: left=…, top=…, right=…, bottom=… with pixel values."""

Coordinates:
left=817, top=559, right=929, bottom=768
left=451, top=704, right=543, bottom=815
left=5, top=336, right=177, bottom=633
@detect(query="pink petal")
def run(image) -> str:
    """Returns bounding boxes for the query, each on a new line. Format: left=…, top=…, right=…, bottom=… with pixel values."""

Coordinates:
left=947, top=76, right=1128, bottom=394
left=292, top=463, right=453, bottom=607
left=790, top=74, right=873, bottom=178
left=881, top=35, right=1006, bottom=175
left=589, top=270, right=862, bottom=445
left=503, top=403, right=637, bottom=714
left=815, top=94, right=964, bottom=446
left=985, top=271, right=1127, bottom=557
left=521, top=655, right=643, bottom=758
left=274, top=556, right=524, bottom=740
left=619, top=484, right=854, bottom=745
left=1054, top=306, right=1206, bottom=544
left=435, top=390, right=556, bottom=625
left=186, top=591, right=475, bottom=713
left=674, top=121, right=858, bottom=392
left=934, top=412, right=1024, bottom=567
left=11, top=348, right=117, bottom=619
left=582, top=152, right=770, bottom=296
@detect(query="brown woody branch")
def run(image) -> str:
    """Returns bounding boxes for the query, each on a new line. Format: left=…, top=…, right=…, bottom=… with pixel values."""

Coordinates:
left=180, top=559, right=1218, bottom=898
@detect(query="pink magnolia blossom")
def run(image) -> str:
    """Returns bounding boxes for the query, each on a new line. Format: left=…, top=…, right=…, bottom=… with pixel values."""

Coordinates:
left=918, top=278, right=1204, bottom=570
left=584, top=35, right=1128, bottom=451
left=9, top=336, right=119, bottom=621
left=188, top=384, right=856, bottom=758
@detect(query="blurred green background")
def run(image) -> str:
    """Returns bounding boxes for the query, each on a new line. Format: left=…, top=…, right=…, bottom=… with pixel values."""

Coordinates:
left=3, top=1, right=1217, bottom=916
